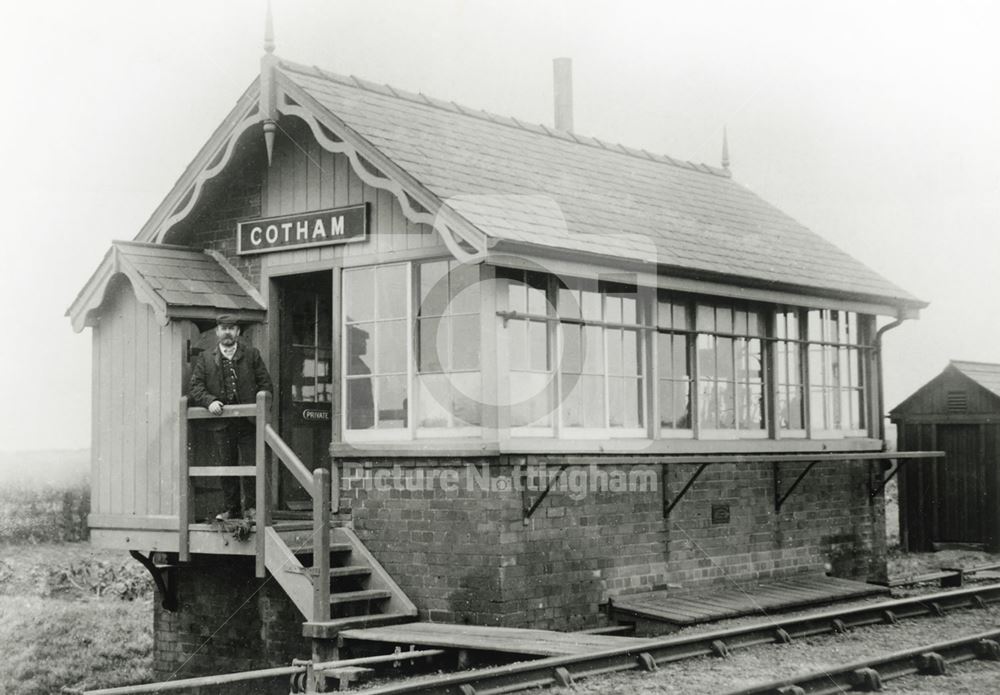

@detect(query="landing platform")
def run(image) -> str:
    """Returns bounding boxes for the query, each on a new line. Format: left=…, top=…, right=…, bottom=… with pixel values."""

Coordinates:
left=611, top=574, right=888, bottom=628
left=339, top=621, right=645, bottom=657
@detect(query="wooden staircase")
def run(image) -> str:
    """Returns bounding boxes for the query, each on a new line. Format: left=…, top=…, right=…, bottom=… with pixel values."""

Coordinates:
left=265, top=522, right=417, bottom=639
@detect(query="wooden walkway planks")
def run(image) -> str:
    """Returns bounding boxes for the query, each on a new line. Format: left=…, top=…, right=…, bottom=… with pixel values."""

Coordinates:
left=339, top=622, right=645, bottom=657
left=612, top=574, right=888, bottom=627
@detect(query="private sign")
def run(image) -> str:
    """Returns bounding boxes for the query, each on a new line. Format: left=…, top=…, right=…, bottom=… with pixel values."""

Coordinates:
left=237, top=203, right=367, bottom=255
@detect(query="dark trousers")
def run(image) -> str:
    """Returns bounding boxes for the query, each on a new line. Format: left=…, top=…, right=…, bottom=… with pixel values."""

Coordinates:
left=211, top=421, right=255, bottom=512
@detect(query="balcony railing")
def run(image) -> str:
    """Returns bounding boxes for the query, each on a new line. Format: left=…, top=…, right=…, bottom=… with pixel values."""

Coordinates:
left=179, top=391, right=333, bottom=602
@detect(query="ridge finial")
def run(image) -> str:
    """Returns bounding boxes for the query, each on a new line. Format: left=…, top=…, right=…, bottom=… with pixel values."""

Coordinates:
left=264, top=0, right=275, bottom=54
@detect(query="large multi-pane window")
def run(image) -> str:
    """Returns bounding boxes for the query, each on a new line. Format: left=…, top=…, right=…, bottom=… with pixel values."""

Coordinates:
left=775, top=310, right=805, bottom=432
left=343, top=264, right=409, bottom=431
left=557, top=281, right=644, bottom=433
left=807, top=309, right=866, bottom=433
left=342, top=260, right=873, bottom=441
left=695, top=303, right=765, bottom=434
left=416, top=260, right=481, bottom=429
left=502, top=268, right=554, bottom=429
left=343, top=261, right=483, bottom=437
left=656, top=295, right=692, bottom=432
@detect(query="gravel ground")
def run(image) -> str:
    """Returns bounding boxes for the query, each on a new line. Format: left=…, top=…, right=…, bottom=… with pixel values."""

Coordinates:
left=540, top=604, right=1000, bottom=694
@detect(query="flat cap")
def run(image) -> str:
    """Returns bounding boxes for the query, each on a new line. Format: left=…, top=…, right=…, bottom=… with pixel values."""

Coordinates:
left=215, top=314, right=241, bottom=327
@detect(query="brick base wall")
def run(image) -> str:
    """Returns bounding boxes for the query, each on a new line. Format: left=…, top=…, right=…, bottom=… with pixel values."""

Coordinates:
left=153, top=555, right=309, bottom=691
left=339, top=457, right=887, bottom=630
left=153, top=456, right=886, bottom=678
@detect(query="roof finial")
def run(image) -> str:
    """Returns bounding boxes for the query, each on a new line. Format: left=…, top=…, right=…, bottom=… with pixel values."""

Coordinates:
left=264, top=0, right=276, bottom=54
left=721, top=126, right=730, bottom=172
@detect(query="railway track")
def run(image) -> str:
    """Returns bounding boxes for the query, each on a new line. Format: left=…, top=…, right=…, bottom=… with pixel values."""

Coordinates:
left=337, top=582, right=1000, bottom=695
left=722, top=628, right=1000, bottom=694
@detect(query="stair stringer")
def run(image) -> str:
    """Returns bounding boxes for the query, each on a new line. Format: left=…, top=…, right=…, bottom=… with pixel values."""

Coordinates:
left=264, top=526, right=315, bottom=620
left=333, top=527, right=418, bottom=618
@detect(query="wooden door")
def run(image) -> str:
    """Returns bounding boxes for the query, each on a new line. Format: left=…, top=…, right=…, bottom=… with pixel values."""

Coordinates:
left=276, top=272, right=334, bottom=512
left=935, top=424, right=987, bottom=544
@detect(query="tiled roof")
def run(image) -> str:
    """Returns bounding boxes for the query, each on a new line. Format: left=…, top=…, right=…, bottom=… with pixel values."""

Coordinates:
left=67, top=241, right=265, bottom=331
left=114, top=242, right=263, bottom=313
left=950, top=361, right=1000, bottom=399
left=279, top=60, right=921, bottom=307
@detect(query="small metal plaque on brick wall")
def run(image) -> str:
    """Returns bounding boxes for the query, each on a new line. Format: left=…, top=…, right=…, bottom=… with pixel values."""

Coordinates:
left=711, top=504, right=731, bottom=525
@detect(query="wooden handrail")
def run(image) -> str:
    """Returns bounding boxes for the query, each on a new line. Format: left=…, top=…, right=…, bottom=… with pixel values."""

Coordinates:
left=186, top=403, right=258, bottom=419
left=265, top=424, right=315, bottom=494
left=179, top=390, right=338, bottom=584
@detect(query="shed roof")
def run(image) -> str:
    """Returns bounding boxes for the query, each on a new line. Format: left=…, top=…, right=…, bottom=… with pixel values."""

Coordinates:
left=950, top=360, right=1000, bottom=400
left=67, top=241, right=265, bottom=332
left=278, top=60, right=922, bottom=308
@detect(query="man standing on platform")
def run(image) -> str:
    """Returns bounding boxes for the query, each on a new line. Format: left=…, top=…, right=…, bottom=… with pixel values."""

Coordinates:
left=189, top=314, right=273, bottom=521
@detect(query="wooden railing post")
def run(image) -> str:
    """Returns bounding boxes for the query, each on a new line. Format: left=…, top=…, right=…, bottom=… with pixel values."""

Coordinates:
left=313, top=468, right=331, bottom=622
left=255, top=391, right=270, bottom=578
left=178, top=396, right=190, bottom=562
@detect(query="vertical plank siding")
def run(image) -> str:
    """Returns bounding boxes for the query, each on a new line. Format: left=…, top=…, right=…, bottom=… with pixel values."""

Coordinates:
left=92, top=278, right=185, bottom=521
left=261, top=126, right=444, bottom=264
left=893, top=367, right=1000, bottom=552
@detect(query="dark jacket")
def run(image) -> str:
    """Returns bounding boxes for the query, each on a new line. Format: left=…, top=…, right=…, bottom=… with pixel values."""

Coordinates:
left=189, top=342, right=274, bottom=415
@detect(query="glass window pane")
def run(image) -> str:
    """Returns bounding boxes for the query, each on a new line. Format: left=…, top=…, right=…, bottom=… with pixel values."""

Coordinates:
left=449, top=263, right=480, bottom=314
left=528, top=321, right=549, bottom=371
left=699, top=380, right=718, bottom=429
left=657, top=299, right=673, bottom=328
left=621, top=294, right=638, bottom=324
left=376, top=265, right=407, bottom=319
left=346, top=377, right=374, bottom=429
left=604, top=294, right=622, bottom=323
left=558, top=287, right=581, bottom=320
left=451, top=315, right=480, bottom=370
left=419, top=260, right=449, bottom=316
left=733, top=310, right=747, bottom=335
left=418, top=317, right=443, bottom=373
left=608, top=377, right=624, bottom=427
left=527, top=274, right=547, bottom=315
left=660, top=379, right=691, bottom=429
left=623, top=329, right=640, bottom=377
left=562, top=324, right=582, bottom=374
left=346, top=323, right=373, bottom=375
left=673, top=304, right=688, bottom=330
left=718, top=382, right=736, bottom=429
left=672, top=338, right=688, bottom=377
left=696, top=304, right=715, bottom=331
left=607, top=330, right=623, bottom=376
left=810, top=387, right=826, bottom=429
left=375, top=375, right=407, bottom=428
left=510, top=372, right=552, bottom=427
left=581, top=288, right=601, bottom=321
left=747, top=311, right=762, bottom=337
left=417, top=374, right=449, bottom=428
left=717, top=306, right=733, bottom=333
left=508, top=320, right=528, bottom=371
left=450, top=372, right=482, bottom=426
left=508, top=275, right=527, bottom=313
left=657, top=334, right=672, bottom=378
left=582, top=325, right=603, bottom=373
left=345, top=268, right=374, bottom=322
left=376, top=320, right=407, bottom=374
left=698, top=334, right=716, bottom=378
left=717, top=338, right=734, bottom=379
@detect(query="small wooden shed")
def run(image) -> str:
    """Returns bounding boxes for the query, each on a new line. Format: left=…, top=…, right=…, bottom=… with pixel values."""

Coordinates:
left=890, top=360, right=1000, bottom=552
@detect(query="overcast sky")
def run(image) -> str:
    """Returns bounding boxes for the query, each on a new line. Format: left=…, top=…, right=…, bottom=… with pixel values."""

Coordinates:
left=1, top=1, right=997, bottom=451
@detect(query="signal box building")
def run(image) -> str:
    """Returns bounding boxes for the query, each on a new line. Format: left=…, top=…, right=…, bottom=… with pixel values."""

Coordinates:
left=69, top=47, right=930, bottom=680
left=891, top=361, right=1000, bottom=552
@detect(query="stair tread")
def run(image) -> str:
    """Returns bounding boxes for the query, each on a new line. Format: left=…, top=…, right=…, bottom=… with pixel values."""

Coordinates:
left=329, top=565, right=372, bottom=577
left=330, top=589, right=392, bottom=604
left=303, top=612, right=416, bottom=638
left=283, top=542, right=354, bottom=554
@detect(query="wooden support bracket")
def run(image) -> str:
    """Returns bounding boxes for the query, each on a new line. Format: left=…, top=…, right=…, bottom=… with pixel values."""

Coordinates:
left=869, top=459, right=900, bottom=498
left=129, top=550, right=178, bottom=612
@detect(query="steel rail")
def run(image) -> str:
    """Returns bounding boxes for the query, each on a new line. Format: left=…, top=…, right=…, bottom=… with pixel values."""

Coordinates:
left=722, top=628, right=1000, bottom=694
left=344, top=583, right=1000, bottom=695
